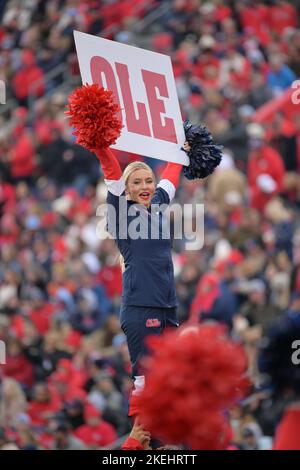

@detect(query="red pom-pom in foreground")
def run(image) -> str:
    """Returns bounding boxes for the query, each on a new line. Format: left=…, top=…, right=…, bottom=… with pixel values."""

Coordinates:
left=137, top=324, right=249, bottom=450
left=66, top=84, right=122, bottom=151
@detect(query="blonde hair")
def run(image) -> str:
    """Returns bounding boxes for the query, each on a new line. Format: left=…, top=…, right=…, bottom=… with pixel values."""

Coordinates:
left=122, top=161, right=155, bottom=191
left=0, top=378, right=27, bottom=427
left=119, top=162, right=155, bottom=272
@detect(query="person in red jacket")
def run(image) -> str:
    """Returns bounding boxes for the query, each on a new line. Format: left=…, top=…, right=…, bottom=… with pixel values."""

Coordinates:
left=9, top=132, right=35, bottom=182
left=27, top=382, right=61, bottom=427
left=49, top=371, right=87, bottom=404
left=237, top=1, right=271, bottom=47
left=12, top=49, right=45, bottom=106
left=268, top=0, right=297, bottom=35
left=247, top=123, right=285, bottom=212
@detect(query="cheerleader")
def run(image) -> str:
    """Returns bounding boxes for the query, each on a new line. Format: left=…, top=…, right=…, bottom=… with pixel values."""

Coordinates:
left=94, top=145, right=189, bottom=415
left=66, top=84, right=222, bottom=417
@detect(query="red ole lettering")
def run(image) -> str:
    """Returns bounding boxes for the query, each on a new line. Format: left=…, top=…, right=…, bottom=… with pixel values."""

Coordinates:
left=90, top=57, right=177, bottom=144
left=90, top=56, right=123, bottom=124
left=115, top=62, right=151, bottom=137
left=142, top=69, right=178, bottom=144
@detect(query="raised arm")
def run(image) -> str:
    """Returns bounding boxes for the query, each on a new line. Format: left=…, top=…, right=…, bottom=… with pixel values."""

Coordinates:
left=155, top=142, right=190, bottom=204
left=95, top=148, right=125, bottom=196
left=157, top=162, right=183, bottom=203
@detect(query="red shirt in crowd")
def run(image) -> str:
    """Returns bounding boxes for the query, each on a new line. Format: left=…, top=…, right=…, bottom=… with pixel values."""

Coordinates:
left=3, top=354, right=34, bottom=389
left=0, top=182, right=16, bottom=211
left=248, top=145, right=285, bottom=211
left=97, top=265, right=122, bottom=298
left=12, top=50, right=45, bottom=101
left=268, top=1, right=297, bottom=35
left=74, top=420, right=117, bottom=447
left=27, top=394, right=62, bottom=427
left=273, top=408, right=300, bottom=450
left=10, top=133, right=35, bottom=179
left=238, top=3, right=271, bottom=46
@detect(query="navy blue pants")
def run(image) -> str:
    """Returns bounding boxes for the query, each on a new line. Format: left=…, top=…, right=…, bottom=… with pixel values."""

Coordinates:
left=120, top=305, right=178, bottom=378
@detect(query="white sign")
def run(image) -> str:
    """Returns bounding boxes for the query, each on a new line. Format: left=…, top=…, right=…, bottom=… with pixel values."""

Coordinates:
left=73, top=31, right=189, bottom=165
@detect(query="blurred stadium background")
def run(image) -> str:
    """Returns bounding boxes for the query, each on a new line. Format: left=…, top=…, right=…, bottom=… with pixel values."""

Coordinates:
left=0, top=0, right=300, bottom=450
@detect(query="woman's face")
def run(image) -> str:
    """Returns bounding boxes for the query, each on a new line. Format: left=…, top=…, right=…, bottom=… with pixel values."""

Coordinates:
left=126, top=169, right=155, bottom=207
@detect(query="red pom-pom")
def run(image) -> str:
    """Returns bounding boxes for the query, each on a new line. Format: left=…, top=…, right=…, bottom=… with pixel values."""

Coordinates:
left=137, top=324, right=249, bottom=450
left=66, top=84, right=122, bottom=151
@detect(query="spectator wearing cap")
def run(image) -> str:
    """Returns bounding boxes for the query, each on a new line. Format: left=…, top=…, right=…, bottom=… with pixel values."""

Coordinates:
left=74, top=405, right=117, bottom=448
left=52, top=422, right=86, bottom=450
left=247, top=123, right=285, bottom=211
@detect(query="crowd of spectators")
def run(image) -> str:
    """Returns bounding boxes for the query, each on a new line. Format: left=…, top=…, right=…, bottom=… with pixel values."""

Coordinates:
left=0, top=0, right=300, bottom=450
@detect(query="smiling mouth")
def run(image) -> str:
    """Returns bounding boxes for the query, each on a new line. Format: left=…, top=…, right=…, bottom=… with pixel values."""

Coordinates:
left=139, top=192, right=150, bottom=199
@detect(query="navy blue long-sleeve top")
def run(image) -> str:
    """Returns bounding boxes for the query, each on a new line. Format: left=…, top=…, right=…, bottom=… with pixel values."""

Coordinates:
left=106, top=177, right=178, bottom=308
